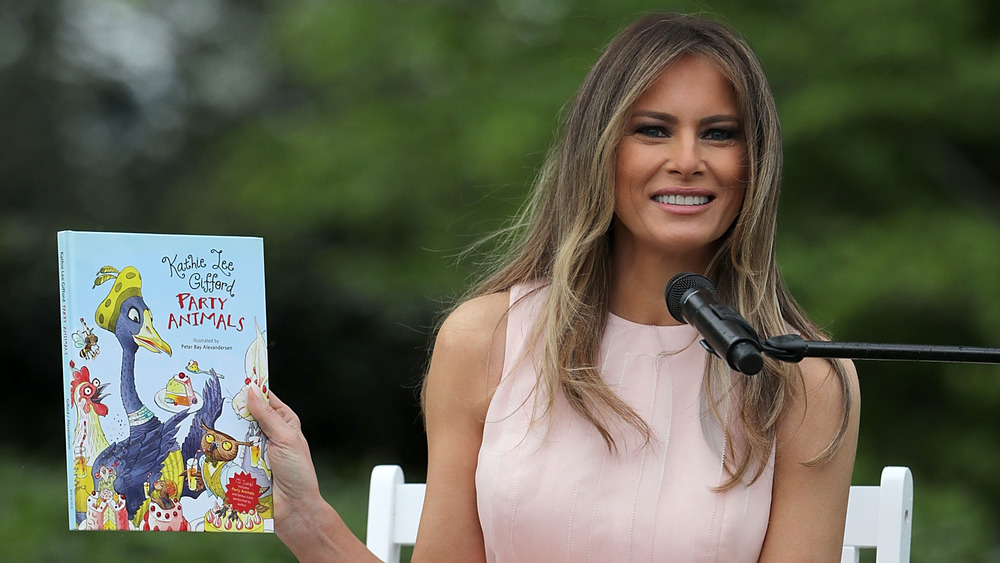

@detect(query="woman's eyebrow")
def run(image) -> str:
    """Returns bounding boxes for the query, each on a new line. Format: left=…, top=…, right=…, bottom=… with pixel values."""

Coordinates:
left=629, top=110, right=740, bottom=126
left=630, top=110, right=677, bottom=123
left=700, top=114, right=740, bottom=126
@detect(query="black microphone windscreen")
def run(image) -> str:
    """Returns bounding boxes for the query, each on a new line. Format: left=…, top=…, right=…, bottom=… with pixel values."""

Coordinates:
left=665, top=272, right=716, bottom=323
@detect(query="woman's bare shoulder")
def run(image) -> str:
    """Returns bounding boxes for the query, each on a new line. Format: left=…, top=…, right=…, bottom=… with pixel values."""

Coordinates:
left=437, top=292, right=512, bottom=346
left=425, top=291, right=511, bottom=416
left=794, top=355, right=859, bottom=427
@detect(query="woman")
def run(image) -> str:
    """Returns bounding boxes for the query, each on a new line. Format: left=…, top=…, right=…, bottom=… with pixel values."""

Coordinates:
left=248, top=12, right=860, bottom=562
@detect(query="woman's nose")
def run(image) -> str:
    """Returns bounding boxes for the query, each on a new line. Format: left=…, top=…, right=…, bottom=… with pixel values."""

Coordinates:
left=665, top=134, right=705, bottom=177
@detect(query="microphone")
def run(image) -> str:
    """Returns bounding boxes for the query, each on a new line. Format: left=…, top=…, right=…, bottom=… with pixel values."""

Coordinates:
left=664, top=272, right=764, bottom=375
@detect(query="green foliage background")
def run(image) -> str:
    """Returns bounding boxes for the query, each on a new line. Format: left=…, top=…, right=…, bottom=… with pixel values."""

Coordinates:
left=3, top=0, right=999, bottom=560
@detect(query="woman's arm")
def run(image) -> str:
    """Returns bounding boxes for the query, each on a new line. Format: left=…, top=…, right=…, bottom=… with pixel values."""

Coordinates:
left=247, top=389, right=381, bottom=562
left=247, top=292, right=508, bottom=562
left=758, top=357, right=861, bottom=562
left=411, top=292, right=509, bottom=562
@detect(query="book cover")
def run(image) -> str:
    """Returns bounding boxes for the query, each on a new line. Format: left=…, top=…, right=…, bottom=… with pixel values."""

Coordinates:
left=58, top=231, right=272, bottom=532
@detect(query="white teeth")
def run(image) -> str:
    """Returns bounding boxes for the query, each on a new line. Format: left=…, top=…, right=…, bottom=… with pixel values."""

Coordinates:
left=652, top=194, right=710, bottom=206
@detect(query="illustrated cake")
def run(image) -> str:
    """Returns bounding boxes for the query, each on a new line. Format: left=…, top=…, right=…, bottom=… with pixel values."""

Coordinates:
left=143, top=501, right=188, bottom=531
left=164, top=372, right=197, bottom=406
left=83, top=491, right=130, bottom=530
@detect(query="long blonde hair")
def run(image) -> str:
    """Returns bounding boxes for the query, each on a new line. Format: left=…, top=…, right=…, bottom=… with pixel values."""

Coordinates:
left=433, top=13, right=852, bottom=488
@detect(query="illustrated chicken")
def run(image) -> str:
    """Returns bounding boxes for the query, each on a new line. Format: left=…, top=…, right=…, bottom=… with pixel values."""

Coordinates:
left=70, top=361, right=111, bottom=463
left=69, top=361, right=111, bottom=524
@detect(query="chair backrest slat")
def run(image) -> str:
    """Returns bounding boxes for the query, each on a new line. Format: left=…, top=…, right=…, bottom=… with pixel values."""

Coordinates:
left=840, top=466, right=913, bottom=563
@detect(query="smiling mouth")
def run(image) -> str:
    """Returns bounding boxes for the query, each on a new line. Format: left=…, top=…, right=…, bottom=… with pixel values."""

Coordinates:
left=652, top=194, right=711, bottom=206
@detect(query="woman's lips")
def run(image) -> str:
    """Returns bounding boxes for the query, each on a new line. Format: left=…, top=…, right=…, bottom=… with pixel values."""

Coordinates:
left=651, top=194, right=711, bottom=206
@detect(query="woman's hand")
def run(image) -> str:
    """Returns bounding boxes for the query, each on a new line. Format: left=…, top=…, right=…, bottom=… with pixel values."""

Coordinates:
left=247, top=388, right=322, bottom=516
left=248, top=388, right=378, bottom=562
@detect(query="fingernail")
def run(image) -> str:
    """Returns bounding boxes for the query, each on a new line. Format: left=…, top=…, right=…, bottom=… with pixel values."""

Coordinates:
left=252, top=385, right=267, bottom=402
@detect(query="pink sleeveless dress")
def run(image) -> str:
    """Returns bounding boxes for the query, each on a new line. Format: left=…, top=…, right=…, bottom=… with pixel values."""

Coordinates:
left=476, top=284, right=774, bottom=562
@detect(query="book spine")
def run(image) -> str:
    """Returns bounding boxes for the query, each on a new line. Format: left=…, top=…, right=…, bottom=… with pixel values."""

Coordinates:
left=57, top=231, right=75, bottom=530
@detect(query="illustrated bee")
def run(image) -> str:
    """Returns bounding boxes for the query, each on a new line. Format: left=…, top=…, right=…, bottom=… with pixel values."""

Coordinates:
left=72, top=318, right=100, bottom=360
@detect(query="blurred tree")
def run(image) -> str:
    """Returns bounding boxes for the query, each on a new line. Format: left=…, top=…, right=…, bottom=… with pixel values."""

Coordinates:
left=1, top=0, right=283, bottom=460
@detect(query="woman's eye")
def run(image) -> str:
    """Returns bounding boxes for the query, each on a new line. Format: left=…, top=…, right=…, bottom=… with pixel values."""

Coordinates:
left=635, top=125, right=668, bottom=138
left=704, top=128, right=737, bottom=142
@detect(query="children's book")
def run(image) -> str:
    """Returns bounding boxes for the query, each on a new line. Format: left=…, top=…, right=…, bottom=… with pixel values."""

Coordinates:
left=58, top=231, right=272, bottom=532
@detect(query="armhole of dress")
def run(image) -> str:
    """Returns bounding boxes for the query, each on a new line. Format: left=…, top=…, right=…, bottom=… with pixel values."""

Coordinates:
left=500, top=282, right=546, bottom=387
left=499, top=285, right=522, bottom=386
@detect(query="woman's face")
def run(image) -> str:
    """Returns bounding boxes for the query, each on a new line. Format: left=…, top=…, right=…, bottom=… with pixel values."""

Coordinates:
left=613, top=54, right=747, bottom=267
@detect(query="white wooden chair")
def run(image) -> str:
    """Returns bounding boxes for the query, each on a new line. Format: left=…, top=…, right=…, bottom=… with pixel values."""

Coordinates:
left=366, top=465, right=425, bottom=563
left=366, top=464, right=913, bottom=563
left=842, top=466, right=913, bottom=562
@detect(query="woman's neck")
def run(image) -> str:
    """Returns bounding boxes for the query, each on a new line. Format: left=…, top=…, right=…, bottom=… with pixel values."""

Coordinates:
left=608, top=237, right=714, bottom=326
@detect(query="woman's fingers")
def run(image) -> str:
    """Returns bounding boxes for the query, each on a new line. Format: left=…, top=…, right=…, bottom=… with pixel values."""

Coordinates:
left=248, top=386, right=299, bottom=435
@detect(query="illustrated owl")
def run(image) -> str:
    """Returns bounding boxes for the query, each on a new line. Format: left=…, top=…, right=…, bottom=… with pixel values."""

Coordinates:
left=197, top=422, right=252, bottom=501
left=200, top=422, right=250, bottom=464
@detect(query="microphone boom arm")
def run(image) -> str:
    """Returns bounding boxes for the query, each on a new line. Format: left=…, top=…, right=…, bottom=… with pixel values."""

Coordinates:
left=761, top=334, right=1000, bottom=365
left=662, top=271, right=1000, bottom=371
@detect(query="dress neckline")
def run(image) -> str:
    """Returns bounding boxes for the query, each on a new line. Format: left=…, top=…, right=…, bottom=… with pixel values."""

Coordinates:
left=607, top=311, right=699, bottom=335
